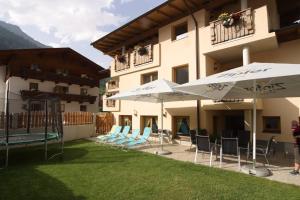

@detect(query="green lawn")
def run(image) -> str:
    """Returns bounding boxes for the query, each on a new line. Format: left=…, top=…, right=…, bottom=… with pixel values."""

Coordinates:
left=0, top=140, right=299, bottom=200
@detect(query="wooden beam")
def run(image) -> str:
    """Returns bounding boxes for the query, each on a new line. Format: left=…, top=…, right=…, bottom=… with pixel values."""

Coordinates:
left=145, top=16, right=160, bottom=25
left=186, top=0, right=199, bottom=8
left=168, top=3, right=186, bottom=13
left=156, top=9, right=173, bottom=19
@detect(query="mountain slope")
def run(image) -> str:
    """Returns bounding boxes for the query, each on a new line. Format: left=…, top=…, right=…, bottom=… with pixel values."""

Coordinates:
left=0, top=21, right=49, bottom=50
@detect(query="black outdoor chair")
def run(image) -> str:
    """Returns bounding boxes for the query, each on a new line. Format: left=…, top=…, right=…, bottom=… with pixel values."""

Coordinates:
left=194, top=135, right=215, bottom=166
left=220, top=137, right=241, bottom=170
left=222, top=130, right=234, bottom=138
left=248, top=136, right=276, bottom=165
left=189, top=129, right=197, bottom=149
left=237, top=130, right=250, bottom=160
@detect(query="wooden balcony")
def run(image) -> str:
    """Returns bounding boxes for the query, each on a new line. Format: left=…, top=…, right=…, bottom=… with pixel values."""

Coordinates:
left=115, top=53, right=130, bottom=72
left=20, top=90, right=97, bottom=104
left=133, top=45, right=153, bottom=66
left=210, top=8, right=254, bottom=45
left=14, top=68, right=98, bottom=87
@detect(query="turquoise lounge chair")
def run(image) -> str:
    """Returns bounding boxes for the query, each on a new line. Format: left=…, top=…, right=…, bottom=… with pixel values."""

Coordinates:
left=114, top=129, right=140, bottom=145
left=96, top=125, right=117, bottom=140
left=125, top=127, right=152, bottom=148
left=97, top=126, right=122, bottom=142
left=107, top=126, right=130, bottom=143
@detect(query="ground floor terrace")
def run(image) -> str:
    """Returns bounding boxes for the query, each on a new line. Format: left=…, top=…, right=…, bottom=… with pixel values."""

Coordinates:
left=112, top=97, right=299, bottom=154
left=0, top=140, right=299, bottom=200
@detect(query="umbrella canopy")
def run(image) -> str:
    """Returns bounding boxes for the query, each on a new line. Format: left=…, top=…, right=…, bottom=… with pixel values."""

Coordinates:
left=108, top=79, right=202, bottom=102
left=175, top=62, right=300, bottom=100
left=108, top=79, right=202, bottom=154
left=175, top=62, right=300, bottom=170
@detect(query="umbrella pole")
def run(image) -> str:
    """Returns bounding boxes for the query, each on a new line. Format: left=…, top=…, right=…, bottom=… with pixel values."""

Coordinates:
left=252, top=80, right=257, bottom=169
left=161, top=100, right=164, bottom=151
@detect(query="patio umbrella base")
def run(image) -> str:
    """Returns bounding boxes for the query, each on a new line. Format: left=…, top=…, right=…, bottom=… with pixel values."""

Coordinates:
left=155, top=150, right=172, bottom=155
left=241, top=164, right=271, bottom=177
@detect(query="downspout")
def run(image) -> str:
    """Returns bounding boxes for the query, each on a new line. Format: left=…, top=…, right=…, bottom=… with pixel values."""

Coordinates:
left=183, top=0, right=201, bottom=132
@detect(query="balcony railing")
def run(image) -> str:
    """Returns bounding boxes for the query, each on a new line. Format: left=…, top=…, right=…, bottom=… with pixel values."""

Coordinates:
left=15, top=68, right=98, bottom=87
left=115, top=53, right=130, bottom=72
left=133, top=45, right=153, bottom=66
left=210, top=8, right=254, bottom=45
left=20, top=90, right=97, bottom=104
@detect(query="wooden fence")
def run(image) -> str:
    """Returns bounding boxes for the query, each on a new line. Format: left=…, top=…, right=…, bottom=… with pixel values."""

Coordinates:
left=0, top=111, right=94, bottom=130
left=96, top=112, right=114, bottom=135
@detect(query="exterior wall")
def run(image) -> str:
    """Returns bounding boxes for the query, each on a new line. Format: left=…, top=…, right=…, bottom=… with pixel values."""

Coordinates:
left=1, top=76, right=99, bottom=113
left=104, top=0, right=300, bottom=147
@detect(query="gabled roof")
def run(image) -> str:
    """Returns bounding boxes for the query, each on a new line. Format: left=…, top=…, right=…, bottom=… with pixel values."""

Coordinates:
left=91, top=0, right=235, bottom=56
left=0, top=48, right=110, bottom=79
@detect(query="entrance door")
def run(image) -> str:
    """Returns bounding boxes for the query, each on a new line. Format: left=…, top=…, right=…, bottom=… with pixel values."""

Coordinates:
left=225, top=115, right=244, bottom=137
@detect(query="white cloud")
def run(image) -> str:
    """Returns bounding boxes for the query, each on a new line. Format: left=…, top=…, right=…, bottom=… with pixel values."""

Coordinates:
left=0, top=0, right=127, bottom=45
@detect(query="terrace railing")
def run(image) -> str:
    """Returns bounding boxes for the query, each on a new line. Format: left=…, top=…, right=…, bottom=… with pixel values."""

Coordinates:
left=210, top=8, right=254, bottom=45
left=134, top=45, right=153, bottom=66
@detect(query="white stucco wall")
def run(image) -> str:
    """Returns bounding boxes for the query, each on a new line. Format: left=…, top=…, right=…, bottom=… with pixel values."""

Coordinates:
left=0, top=75, right=99, bottom=113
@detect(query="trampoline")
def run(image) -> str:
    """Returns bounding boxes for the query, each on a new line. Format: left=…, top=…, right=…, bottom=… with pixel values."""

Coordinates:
left=1, top=84, right=64, bottom=168
left=0, top=132, right=59, bottom=146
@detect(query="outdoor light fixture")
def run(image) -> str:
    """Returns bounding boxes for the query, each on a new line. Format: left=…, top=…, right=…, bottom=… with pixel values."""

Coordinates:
left=163, top=111, right=167, bottom=117
left=133, top=109, right=138, bottom=116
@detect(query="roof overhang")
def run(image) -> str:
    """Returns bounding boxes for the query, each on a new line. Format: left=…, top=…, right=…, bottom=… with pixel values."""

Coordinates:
left=91, top=0, right=236, bottom=57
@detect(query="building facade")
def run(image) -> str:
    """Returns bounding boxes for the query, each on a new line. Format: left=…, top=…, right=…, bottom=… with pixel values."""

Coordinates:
left=0, top=48, right=109, bottom=113
left=92, top=0, right=300, bottom=151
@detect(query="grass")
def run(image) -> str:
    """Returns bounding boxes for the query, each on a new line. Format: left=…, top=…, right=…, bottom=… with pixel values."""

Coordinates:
left=0, top=140, right=299, bottom=200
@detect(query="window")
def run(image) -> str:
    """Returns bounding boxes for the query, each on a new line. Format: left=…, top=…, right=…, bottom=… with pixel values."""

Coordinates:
left=30, top=102, right=43, bottom=111
left=106, top=92, right=117, bottom=107
left=54, top=86, right=69, bottom=94
left=80, top=105, right=87, bottom=112
left=120, top=115, right=132, bottom=127
left=80, top=88, right=88, bottom=95
left=29, top=82, right=38, bottom=91
left=141, top=116, right=158, bottom=133
left=263, top=116, right=281, bottom=133
left=173, top=116, right=190, bottom=136
left=173, top=65, right=189, bottom=84
left=172, top=22, right=188, bottom=41
left=56, top=68, right=69, bottom=76
left=141, top=72, right=158, bottom=84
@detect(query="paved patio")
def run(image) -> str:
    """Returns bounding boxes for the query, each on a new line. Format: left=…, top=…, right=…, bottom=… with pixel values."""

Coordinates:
left=134, top=140, right=300, bottom=187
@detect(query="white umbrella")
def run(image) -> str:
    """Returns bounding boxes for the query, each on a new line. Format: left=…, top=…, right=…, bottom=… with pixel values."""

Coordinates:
left=108, top=79, right=202, bottom=155
left=175, top=62, right=300, bottom=169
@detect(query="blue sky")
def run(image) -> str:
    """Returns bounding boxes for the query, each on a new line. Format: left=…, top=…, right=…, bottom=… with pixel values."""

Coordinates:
left=0, top=0, right=166, bottom=68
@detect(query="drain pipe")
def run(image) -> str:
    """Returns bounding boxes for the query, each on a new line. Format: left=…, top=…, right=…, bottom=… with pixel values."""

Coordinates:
left=183, top=0, right=201, bottom=133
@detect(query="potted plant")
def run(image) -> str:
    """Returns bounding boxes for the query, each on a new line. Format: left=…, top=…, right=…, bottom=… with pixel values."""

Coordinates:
left=117, top=55, right=126, bottom=63
left=137, top=46, right=148, bottom=56
left=218, top=12, right=234, bottom=27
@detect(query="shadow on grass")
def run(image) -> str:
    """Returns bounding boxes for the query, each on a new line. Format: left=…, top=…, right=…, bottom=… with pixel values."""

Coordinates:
left=0, top=166, right=86, bottom=200
left=0, top=140, right=146, bottom=168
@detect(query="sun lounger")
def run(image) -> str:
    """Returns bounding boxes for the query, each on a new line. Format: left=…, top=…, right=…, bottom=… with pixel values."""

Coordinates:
left=97, top=126, right=122, bottom=142
left=125, top=127, right=152, bottom=148
left=114, top=129, right=140, bottom=145
left=107, top=126, right=130, bottom=143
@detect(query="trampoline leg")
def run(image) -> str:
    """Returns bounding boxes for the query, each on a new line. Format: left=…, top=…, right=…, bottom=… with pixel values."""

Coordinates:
left=5, top=145, right=9, bottom=168
left=45, top=141, right=48, bottom=161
